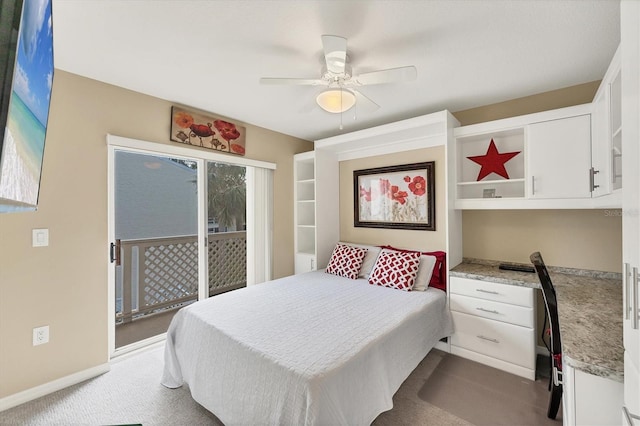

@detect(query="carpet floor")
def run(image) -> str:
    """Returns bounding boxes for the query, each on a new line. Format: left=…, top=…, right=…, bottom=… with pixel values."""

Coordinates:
left=0, top=347, right=559, bottom=425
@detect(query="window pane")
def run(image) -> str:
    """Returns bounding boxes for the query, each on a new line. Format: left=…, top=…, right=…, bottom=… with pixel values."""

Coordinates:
left=207, top=161, right=247, bottom=296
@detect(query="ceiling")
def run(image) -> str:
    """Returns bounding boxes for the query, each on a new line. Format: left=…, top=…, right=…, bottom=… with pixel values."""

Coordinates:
left=51, top=0, right=620, bottom=142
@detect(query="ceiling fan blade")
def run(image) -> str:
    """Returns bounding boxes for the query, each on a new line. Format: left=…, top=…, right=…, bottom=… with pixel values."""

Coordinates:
left=321, top=35, right=347, bottom=75
left=351, top=89, right=379, bottom=112
left=259, top=77, right=324, bottom=85
left=355, top=66, right=417, bottom=86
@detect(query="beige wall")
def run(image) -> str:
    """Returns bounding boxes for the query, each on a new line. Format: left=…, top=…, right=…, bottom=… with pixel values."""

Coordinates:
left=454, top=81, right=601, bottom=126
left=452, top=81, right=623, bottom=273
left=462, top=209, right=622, bottom=271
left=339, top=146, right=446, bottom=251
left=0, top=70, right=312, bottom=398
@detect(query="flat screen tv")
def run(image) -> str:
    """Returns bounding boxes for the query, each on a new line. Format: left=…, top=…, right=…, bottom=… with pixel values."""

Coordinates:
left=0, top=0, right=53, bottom=213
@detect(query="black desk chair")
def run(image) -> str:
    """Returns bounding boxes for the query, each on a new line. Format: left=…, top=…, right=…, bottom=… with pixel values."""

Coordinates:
left=530, top=251, right=563, bottom=420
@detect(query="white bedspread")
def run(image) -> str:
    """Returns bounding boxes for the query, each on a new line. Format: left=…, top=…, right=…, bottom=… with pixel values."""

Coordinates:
left=162, top=270, right=453, bottom=425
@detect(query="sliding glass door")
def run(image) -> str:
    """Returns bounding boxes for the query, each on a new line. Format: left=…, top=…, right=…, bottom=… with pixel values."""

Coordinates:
left=113, top=151, right=199, bottom=349
left=107, top=135, right=274, bottom=357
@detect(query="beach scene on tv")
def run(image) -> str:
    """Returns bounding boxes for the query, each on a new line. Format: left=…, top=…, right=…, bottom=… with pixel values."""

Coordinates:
left=0, top=0, right=53, bottom=207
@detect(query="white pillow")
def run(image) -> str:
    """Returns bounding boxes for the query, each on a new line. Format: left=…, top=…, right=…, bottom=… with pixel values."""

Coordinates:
left=338, top=242, right=381, bottom=279
left=413, top=255, right=437, bottom=291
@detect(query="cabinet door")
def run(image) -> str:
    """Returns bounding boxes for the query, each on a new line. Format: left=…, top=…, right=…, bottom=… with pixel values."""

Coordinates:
left=591, top=88, right=611, bottom=197
left=624, top=352, right=640, bottom=425
left=294, top=253, right=316, bottom=274
left=567, top=366, right=624, bottom=426
left=527, top=115, right=592, bottom=199
left=622, top=0, right=640, bottom=418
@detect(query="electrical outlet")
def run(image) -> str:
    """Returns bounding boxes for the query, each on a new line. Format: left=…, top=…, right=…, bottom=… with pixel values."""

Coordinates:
left=33, top=325, right=49, bottom=346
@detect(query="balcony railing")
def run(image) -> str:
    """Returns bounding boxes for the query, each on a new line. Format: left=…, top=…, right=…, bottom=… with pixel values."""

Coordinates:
left=116, top=231, right=246, bottom=323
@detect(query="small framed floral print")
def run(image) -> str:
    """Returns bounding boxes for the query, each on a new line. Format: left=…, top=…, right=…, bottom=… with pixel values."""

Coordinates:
left=354, top=162, right=435, bottom=231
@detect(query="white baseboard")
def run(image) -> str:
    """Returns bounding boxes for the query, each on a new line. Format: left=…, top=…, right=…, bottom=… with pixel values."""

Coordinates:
left=450, top=345, right=536, bottom=381
left=434, top=339, right=450, bottom=352
left=0, top=363, right=110, bottom=412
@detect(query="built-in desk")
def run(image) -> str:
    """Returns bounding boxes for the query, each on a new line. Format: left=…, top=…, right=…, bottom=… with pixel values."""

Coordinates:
left=450, top=259, right=624, bottom=426
left=450, top=258, right=623, bottom=380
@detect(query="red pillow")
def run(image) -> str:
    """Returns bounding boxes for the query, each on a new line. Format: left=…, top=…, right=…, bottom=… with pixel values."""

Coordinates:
left=325, top=243, right=368, bottom=280
left=379, top=245, right=447, bottom=291
left=368, top=249, right=421, bottom=291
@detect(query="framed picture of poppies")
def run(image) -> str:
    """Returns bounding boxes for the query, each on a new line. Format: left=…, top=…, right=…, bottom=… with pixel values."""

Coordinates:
left=170, top=106, right=246, bottom=156
left=354, top=162, right=435, bottom=231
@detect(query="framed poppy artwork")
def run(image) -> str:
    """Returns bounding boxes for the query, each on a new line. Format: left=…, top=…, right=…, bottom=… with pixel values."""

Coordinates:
left=354, top=162, right=435, bottom=231
left=170, top=106, right=246, bottom=156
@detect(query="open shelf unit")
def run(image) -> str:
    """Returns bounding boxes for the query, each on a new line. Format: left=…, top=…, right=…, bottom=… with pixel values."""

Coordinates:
left=455, top=127, right=525, bottom=200
left=294, top=152, right=316, bottom=269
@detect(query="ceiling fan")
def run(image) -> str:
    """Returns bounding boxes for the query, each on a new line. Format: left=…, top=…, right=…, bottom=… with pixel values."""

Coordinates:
left=259, top=35, right=417, bottom=115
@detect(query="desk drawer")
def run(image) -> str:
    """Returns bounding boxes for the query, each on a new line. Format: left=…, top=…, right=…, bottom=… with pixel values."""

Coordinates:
left=451, top=311, right=535, bottom=369
left=450, top=293, right=534, bottom=328
left=450, top=276, right=534, bottom=308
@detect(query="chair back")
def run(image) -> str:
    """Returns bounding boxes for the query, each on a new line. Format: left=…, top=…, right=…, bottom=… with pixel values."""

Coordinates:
left=530, top=251, right=562, bottom=356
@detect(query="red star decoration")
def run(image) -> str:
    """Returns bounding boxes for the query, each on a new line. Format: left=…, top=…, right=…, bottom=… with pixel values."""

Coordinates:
left=467, top=139, right=521, bottom=181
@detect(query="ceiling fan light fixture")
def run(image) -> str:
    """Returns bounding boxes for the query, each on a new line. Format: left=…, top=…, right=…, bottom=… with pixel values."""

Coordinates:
left=316, top=89, right=356, bottom=113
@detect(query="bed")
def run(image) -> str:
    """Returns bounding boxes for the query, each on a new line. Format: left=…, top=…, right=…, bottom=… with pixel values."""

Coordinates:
left=162, top=246, right=453, bottom=425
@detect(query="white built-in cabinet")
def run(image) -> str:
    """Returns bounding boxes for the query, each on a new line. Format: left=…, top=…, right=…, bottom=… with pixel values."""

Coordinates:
left=449, top=277, right=536, bottom=380
left=621, top=1, right=640, bottom=424
left=294, top=111, right=462, bottom=277
left=293, top=150, right=340, bottom=274
left=564, top=3, right=640, bottom=424
left=592, top=45, right=623, bottom=198
left=293, top=151, right=317, bottom=273
left=453, top=102, right=622, bottom=209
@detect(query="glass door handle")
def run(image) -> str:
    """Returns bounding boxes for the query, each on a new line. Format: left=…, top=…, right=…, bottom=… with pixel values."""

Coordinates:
left=110, top=239, right=121, bottom=266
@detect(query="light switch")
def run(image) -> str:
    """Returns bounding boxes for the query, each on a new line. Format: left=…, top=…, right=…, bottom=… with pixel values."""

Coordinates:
left=32, top=228, right=49, bottom=247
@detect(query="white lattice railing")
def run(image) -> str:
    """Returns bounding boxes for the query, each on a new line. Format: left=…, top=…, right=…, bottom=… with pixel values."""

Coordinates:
left=116, top=231, right=246, bottom=323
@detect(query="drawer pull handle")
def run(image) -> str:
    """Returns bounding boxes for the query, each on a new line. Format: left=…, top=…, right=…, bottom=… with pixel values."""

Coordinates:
left=625, top=263, right=631, bottom=320
left=476, top=289, right=500, bottom=295
left=477, top=335, right=500, bottom=344
left=633, top=267, right=639, bottom=330
left=476, top=307, right=501, bottom=315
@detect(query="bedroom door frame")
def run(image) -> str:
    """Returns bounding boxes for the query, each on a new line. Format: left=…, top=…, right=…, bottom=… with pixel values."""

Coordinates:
left=106, top=134, right=275, bottom=359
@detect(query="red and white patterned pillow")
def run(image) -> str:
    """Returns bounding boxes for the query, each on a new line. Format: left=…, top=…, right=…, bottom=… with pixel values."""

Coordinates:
left=368, top=249, right=421, bottom=291
left=325, top=243, right=368, bottom=280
